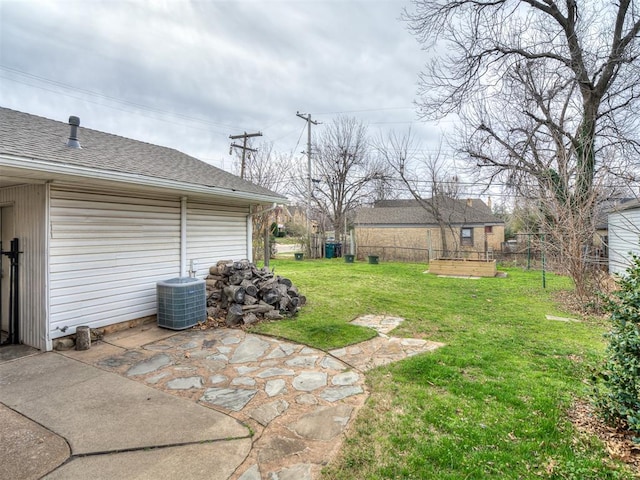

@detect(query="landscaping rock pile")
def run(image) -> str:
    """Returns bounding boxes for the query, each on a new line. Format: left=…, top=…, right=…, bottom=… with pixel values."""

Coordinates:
left=205, top=259, right=306, bottom=327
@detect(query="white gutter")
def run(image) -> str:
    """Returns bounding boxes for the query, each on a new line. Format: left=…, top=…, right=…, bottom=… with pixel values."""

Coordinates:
left=0, top=155, right=285, bottom=205
left=180, top=196, right=187, bottom=277
left=248, top=203, right=280, bottom=217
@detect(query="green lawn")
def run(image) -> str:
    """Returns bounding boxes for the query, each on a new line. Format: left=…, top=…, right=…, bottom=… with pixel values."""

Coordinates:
left=250, top=259, right=633, bottom=479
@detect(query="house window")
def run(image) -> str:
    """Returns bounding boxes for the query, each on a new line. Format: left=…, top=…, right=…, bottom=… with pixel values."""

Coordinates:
left=461, top=227, right=473, bottom=246
left=485, top=225, right=493, bottom=234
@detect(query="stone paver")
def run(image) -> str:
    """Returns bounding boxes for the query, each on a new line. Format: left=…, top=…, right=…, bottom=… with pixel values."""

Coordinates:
left=167, top=376, right=204, bottom=389
left=546, top=314, right=580, bottom=323
left=290, top=405, right=353, bottom=441
left=249, top=399, right=290, bottom=426
left=350, top=314, right=405, bottom=335
left=125, top=353, right=171, bottom=376
left=268, top=463, right=312, bottom=480
left=61, top=314, right=444, bottom=479
left=292, top=371, right=327, bottom=391
left=330, top=335, right=444, bottom=371
left=201, top=387, right=258, bottom=411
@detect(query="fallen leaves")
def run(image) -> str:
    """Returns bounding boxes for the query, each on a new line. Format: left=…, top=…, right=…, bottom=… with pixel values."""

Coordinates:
left=568, top=399, right=640, bottom=473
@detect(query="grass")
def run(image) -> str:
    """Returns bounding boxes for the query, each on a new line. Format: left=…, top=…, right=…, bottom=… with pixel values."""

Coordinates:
left=250, top=258, right=634, bottom=479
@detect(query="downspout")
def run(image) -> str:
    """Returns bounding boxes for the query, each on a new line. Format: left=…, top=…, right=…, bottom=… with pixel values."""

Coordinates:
left=180, top=196, right=187, bottom=277
left=45, top=181, right=53, bottom=351
left=247, top=203, right=279, bottom=263
left=246, top=205, right=254, bottom=262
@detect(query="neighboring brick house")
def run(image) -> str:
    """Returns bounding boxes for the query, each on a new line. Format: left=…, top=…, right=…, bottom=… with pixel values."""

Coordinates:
left=354, top=197, right=505, bottom=261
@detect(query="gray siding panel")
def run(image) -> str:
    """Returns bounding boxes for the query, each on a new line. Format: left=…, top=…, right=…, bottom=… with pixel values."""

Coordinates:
left=49, top=188, right=181, bottom=338
left=187, top=202, right=248, bottom=277
left=0, top=184, right=48, bottom=350
left=608, top=208, right=640, bottom=276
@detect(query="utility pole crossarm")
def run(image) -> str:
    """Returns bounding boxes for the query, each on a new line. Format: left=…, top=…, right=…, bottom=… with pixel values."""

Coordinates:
left=230, top=143, right=257, bottom=152
left=229, top=132, right=263, bottom=140
left=296, top=112, right=320, bottom=126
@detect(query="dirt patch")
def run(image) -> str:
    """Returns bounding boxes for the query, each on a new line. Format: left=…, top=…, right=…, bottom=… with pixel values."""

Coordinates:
left=550, top=289, right=613, bottom=321
left=568, top=399, right=640, bottom=474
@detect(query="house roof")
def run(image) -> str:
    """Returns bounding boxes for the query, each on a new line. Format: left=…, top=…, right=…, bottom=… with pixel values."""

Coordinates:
left=0, top=107, right=286, bottom=203
left=356, top=197, right=504, bottom=226
left=608, top=198, right=640, bottom=215
left=374, top=198, right=492, bottom=214
left=594, top=198, right=637, bottom=229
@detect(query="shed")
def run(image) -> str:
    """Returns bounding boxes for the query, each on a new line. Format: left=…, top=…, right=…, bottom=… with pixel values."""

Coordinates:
left=0, top=108, right=286, bottom=351
left=608, top=200, right=640, bottom=276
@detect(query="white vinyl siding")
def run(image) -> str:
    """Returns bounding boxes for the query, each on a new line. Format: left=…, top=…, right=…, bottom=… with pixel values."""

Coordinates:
left=0, top=184, right=48, bottom=350
left=609, top=207, right=640, bottom=276
left=49, top=189, right=181, bottom=337
left=187, top=202, right=248, bottom=277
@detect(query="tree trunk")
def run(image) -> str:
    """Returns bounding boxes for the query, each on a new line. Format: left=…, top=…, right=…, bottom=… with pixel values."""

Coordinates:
left=242, top=312, right=259, bottom=326
left=224, top=285, right=245, bottom=304
left=226, top=304, right=244, bottom=326
left=242, top=303, right=275, bottom=314
left=263, top=289, right=280, bottom=305
left=75, top=326, right=91, bottom=351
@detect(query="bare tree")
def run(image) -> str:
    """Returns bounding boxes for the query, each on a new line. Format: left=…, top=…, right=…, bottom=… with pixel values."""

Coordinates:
left=238, top=141, right=293, bottom=262
left=405, top=0, right=640, bottom=298
left=374, top=129, right=464, bottom=256
left=311, top=116, right=389, bottom=240
left=240, top=141, right=292, bottom=195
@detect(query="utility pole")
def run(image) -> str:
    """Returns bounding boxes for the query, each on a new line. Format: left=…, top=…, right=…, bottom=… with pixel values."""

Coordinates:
left=296, top=111, right=320, bottom=257
left=229, top=131, right=262, bottom=179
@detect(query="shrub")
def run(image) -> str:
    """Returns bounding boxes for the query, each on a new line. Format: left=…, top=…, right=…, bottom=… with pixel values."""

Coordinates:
left=593, top=253, right=640, bottom=433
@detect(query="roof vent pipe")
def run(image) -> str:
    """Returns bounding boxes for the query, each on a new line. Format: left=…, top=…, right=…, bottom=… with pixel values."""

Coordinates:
left=66, top=116, right=81, bottom=148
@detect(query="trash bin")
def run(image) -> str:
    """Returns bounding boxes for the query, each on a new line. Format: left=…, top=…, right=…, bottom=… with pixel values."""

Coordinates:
left=335, top=242, right=342, bottom=258
left=368, top=255, right=379, bottom=265
left=295, top=252, right=304, bottom=261
left=325, top=242, right=335, bottom=259
left=344, top=254, right=355, bottom=263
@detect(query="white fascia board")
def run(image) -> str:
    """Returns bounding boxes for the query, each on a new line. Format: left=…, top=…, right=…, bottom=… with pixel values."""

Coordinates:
left=0, top=154, right=286, bottom=204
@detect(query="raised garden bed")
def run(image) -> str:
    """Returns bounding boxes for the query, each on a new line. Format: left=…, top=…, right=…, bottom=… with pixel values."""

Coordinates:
left=429, top=258, right=497, bottom=277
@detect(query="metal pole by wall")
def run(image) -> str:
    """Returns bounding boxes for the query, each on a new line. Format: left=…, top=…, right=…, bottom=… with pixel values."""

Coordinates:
left=1, top=238, right=21, bottom=345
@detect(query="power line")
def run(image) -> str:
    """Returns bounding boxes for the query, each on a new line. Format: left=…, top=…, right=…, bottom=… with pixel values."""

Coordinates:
left=311, top=106, right=415, bottom=115
left=0, top=65, right=251, bottom=134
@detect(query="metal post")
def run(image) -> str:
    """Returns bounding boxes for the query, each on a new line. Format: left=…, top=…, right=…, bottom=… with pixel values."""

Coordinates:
left=1, top=238, right=21, bottom=345
left=13, top=238, right=19, bottom=344
left=541, top=233, right=546, bottom=289
left=264, top=222, right=270, bottom=268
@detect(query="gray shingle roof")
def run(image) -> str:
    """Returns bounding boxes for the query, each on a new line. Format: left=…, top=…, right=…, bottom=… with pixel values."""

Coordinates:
left=594, top=198, right=638, bottom=229
left=0, top=107, right=285, bottom=200
left=356, top=197, right=504, bottom=226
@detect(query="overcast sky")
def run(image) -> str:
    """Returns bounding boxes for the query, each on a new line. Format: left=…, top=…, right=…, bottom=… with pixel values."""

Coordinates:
left=0, top=0, right=452, bottom=174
